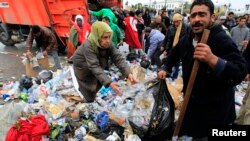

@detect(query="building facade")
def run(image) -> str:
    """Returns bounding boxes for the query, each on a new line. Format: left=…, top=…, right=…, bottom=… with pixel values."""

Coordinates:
left=145, top=0, right=183, bottom=11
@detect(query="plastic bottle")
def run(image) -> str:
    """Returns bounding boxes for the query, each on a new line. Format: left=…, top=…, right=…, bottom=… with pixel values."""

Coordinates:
left=0, top=82, right=3, bottom=88
left=2, top=93, right=10, bottom=101
left=95, top=111, right=109, bottom=130
left=20, top=92, right=28, bottom=101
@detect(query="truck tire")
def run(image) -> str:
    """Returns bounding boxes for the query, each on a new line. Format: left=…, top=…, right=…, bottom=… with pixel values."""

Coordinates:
left=0, top=24, right=15, bottom=46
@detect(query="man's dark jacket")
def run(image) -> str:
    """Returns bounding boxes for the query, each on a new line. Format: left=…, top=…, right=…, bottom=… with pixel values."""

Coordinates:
left=162, top=24, right=247, bottom=137
left=163, top=23, right=190, bottom=51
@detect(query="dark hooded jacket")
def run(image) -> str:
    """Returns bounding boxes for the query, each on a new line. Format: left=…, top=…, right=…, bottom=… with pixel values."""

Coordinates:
left=142, top=10, right=151, bottom=27
left=243, top=39, right=250, bottom=73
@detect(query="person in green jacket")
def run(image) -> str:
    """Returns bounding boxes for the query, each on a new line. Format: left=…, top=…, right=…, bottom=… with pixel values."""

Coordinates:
left=89, top=8, right=118, bottom=24
left=103, top=16, right=123, bottom=48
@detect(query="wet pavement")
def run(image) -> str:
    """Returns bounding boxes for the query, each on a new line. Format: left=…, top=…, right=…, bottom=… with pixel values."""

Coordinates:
left=0, top=41, right=129, bottom=82
left=0, top=42, right=26, bottom=81
left=0, top=42, right=68, bottom=82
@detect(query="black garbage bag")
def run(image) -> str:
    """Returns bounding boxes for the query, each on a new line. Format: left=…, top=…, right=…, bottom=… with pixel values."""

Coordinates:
left=35, top=69, right=53, bottom=84
left=140, top=59, right=150, bottom=69
left=130, top=80, right=175, bottom=141
left=126, top=53, right=139, bottom=62
left=19, top=75, right=33, bottom=90
left=89, top=120, right=124, bottom=140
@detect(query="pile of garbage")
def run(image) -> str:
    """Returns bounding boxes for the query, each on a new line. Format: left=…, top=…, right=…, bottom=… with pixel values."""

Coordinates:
left=1, top=55, right=248, bottom=140
left=235, top=81, right=249, bottom=116
left=0, top=59, right=177, bottom=141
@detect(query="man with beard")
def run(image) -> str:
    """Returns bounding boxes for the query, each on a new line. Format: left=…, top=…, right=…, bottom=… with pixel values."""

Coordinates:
left=158, top=0, right=247, bottom=140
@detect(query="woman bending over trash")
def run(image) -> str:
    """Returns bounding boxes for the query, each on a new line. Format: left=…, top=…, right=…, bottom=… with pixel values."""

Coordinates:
left=72, top=21, right=137, bottom=102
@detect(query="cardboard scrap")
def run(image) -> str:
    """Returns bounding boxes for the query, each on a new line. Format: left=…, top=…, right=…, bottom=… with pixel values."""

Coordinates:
left=166, top=77, right=184, bottom=110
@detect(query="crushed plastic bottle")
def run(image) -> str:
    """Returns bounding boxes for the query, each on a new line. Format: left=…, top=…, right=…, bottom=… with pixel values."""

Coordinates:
left=74, top=126, right=87, bottom=141
left=20, top=92, right=28, bottom=101
left=2, top=93, right=10, bottom=101
left=8, top=81, right=21, bottom=99
left=94, top=111, right=109, bottom=130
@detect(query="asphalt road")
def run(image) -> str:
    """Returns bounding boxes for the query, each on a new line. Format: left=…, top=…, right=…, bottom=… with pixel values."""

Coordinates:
left=0, top=41, right=130, bottom=82
left=0, top=42, right=67, bottom=82
left=0, top=42, right=26, bottom=82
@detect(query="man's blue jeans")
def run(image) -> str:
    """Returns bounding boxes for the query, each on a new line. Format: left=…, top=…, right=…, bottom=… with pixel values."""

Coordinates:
left=49, top=50, right=62, bottom=69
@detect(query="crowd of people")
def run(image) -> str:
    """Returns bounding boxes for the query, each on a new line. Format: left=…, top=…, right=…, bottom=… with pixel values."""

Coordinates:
left=24, top=0, right=250, bottom=140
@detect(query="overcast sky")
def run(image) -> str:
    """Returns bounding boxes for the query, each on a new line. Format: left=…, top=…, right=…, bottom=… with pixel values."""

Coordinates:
left=124, top=0, right=249, bottom=10
left=213, top=0, right=249, bottom=9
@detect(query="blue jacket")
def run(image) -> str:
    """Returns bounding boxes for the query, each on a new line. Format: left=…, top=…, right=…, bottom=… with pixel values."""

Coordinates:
left=147, top=29, right=165, bottom=59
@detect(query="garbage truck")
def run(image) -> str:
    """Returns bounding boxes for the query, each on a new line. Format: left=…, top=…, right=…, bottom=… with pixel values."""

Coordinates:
left=0, top=0, right=92, bottom=53
left=0, top=0, right=123, bottom=53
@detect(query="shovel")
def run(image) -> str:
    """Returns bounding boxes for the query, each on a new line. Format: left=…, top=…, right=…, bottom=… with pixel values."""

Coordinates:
left=172, top=29, right=210, bottom=141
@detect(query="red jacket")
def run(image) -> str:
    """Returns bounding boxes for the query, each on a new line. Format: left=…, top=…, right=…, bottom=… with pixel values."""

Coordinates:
left=124, top=16, right=142, bottom=49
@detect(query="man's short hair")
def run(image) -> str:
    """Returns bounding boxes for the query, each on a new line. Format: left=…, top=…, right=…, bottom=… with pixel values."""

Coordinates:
left=228, top=12, right=234, bottom=15
left=32, top=25, right=40, bottom=34
left=150, top=22, right=157, bottom=29
left=144, top=27, right=152, bottom=33
left=190, top=0, right=214, bottom=15
left=239, top=16, right=246, bottom=21
left=129, top=11, right=135, bottom=17
left=135, top=10, right=142, bottom=16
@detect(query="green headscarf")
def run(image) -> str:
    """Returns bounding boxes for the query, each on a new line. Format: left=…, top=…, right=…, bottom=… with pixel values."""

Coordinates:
left=88, top=21, right=113, bottom=53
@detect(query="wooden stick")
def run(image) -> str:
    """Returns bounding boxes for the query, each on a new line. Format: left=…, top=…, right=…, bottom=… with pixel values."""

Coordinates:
left=172, top=29, right=210, bottom=141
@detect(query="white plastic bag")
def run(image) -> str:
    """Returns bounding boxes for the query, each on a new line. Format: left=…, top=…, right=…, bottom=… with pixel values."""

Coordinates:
left=125, top=135, right=141, bottom=141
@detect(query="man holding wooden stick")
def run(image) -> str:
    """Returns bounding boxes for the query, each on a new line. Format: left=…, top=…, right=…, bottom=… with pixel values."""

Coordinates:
left=158, top=0, right=247, bottom=140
